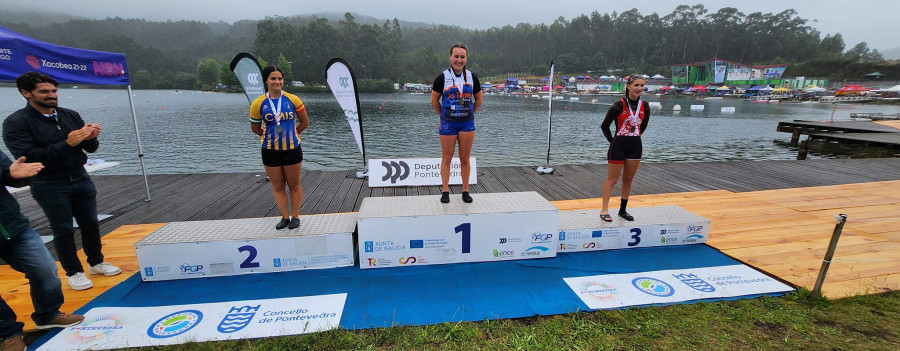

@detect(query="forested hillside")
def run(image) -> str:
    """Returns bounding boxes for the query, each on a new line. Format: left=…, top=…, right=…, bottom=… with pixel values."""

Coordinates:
left=1, top=5, right=892, bottom=90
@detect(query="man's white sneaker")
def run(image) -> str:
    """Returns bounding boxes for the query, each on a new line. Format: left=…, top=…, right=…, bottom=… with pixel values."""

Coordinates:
left=67, top=272, right=93, bottom=291
left=89, top=262, right=122, bottom=276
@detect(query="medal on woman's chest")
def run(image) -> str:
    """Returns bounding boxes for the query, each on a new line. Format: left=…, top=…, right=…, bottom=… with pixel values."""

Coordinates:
left=267, top=93, right=285, bottom=134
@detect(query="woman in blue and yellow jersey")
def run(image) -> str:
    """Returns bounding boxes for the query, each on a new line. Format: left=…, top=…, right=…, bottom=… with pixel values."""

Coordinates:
left=430, top=43, right=482, bottom=204
left=250, top=66, right=309, bottom=230
left=598, top=75, right=650, bottom=223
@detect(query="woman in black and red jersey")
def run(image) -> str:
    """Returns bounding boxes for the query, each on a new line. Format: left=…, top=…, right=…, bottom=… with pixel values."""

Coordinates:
left=599, top=75, right=650, bottom=222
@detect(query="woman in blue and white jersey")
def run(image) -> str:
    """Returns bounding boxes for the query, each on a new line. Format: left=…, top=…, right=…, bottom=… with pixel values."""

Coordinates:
left=250, top=65, right=309, bottom=230
left=430, top=43, right=483, bottom=204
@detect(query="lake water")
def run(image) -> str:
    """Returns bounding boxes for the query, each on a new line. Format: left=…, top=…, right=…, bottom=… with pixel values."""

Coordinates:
left=2, top=87, right=899, bottom=175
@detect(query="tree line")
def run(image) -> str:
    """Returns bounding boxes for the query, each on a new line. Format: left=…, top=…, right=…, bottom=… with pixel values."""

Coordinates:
left=1, top=4, right=893, bottom=91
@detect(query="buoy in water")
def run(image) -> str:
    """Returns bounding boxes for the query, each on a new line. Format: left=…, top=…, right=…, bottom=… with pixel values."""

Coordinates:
left=673, top=105, right=682, bottom=111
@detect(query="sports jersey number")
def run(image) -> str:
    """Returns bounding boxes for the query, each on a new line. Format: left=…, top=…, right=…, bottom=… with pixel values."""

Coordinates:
left=455, top=223, right=471, bottom=253
left=627, top=228, right=642, bottom=247
left=238, top=245, right=260, bottom=268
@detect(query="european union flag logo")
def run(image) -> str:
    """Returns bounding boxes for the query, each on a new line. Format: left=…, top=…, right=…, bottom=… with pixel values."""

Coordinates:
left=592, top=230, right=603, bottom=238
left=410, top=240, right=424, bottom=249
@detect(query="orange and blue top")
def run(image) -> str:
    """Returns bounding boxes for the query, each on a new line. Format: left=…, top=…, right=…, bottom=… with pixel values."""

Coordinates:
left=249, top=92, right=305, bottom=150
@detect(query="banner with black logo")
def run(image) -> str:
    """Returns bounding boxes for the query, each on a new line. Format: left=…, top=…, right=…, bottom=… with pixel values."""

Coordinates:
left=229, top=52, right=265, bottom=103
left=367, top=158, right=477, bottom=187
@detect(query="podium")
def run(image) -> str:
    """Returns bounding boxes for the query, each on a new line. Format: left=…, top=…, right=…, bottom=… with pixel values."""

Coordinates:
left=557, top=206, right=710, bottom=252
left=135, top=213, right=357, bottom=281
left=357, top=192, right=559, bottom=269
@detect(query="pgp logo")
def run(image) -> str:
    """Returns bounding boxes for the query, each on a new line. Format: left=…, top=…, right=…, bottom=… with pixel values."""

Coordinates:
left=531, top=232, right=553, bottom=243
left=399, top=256, right=417, bottom=264
left=381, top=161, right=410, bottom=183
left=687, top=225, right=704, bottom=234
left=631, top=277, right=675, bottom=297
left=217, top=305, right=260, bottom=333
left=339, top=76, right=350, bottom=88
left=247, top=72, right=259, bottom=85
left=147, top=310, right=203, bottom=338
left=180, top=263, right=203, bottom=274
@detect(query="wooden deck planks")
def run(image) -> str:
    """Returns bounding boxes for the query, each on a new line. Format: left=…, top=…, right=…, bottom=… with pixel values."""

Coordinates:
left=2, top=158, right=900, bottom=327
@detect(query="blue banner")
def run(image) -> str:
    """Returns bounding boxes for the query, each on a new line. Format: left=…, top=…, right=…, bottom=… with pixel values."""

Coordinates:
left=0, top=26, right=129, bottom=85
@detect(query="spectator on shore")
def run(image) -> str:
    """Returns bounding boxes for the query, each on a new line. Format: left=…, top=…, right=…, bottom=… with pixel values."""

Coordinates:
left=0, top=150, right=85, bottom=351
left=3, top=72, right=121, bottom=292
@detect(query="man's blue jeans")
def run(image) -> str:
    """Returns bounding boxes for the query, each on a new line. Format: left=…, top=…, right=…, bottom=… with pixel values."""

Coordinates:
left=0, top=228, right=64, bottom=338
left=30, top=174, right=103, bottom=276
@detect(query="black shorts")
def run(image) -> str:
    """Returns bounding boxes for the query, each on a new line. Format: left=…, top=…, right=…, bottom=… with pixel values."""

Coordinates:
left=607, top=136, right=642, bottom=164
left=261, top=146, right=303, bottom=167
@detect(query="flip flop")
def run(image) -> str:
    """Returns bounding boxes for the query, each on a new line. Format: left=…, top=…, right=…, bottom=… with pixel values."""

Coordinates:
left=619, top=212, right=634, bottom=221
left=600, top=213, right=613, bottom=222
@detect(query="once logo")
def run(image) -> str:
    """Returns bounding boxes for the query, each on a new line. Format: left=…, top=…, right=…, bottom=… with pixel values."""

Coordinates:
left=493, top=249, right=514, bottom=257
left=147, top=310, right=203, bottom=338
left=247, top=72, right=259, bottom=85
left=217, top=305, right=260, bottom=333
left=381, top=161, right=410, bottom=183
left=631, top=277, right=675, bottom=297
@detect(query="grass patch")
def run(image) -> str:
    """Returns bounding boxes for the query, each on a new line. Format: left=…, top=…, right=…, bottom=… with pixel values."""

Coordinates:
left=55, top=290, right=900, bottom=350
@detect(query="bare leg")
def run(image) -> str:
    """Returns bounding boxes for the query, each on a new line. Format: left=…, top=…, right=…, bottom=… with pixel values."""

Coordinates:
left=620, top=160, right=641, bottom=201
left=440, top=135, right=458, bottom=192
left=264, top=165, right=289, bottom=219
left=283, top=162, right=303, bottom=218
left=456, top=131, right=475, bottom=192
left=601, top=163, right=624, bottom=214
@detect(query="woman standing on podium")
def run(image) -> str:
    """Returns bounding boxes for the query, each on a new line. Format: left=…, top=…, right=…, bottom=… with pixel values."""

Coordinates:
left=249, top=65, right=310, bottom=230
left=431, top=43, right=483, bottom=204
left=599, top=75, right=650, bottom=222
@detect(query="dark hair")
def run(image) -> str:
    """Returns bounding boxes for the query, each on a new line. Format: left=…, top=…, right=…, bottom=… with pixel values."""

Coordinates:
left=625, top=74, right=645, bottom=97
left=261, top=65, right=283, bottom=93
left=626, top=74, right=645, bottom=85
left=450, top=43, right=467, bottom=55
left=16, top=72, right=58, bottom=94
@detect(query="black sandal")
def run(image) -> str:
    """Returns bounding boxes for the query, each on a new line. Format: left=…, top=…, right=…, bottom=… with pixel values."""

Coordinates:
left=600, top=213, right=613, bottom=222
left=618, top=211, right=634, bottom=221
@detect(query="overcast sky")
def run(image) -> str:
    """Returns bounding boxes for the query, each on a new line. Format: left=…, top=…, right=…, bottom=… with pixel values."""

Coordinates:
left=9, top=0, right=899, bottom=51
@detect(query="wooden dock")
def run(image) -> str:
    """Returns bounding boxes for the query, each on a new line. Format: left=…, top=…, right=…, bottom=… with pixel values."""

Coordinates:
left=776, top=120, right=900, bottom=158
left=3, top=158, right=900, bottom=330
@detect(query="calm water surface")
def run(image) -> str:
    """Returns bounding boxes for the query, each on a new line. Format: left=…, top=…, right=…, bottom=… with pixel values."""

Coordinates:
left=2, top=87, right=899, bottom=175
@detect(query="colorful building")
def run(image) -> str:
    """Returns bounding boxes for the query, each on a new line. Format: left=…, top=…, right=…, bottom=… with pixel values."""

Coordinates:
left=670, top=59, right=827, bottom=88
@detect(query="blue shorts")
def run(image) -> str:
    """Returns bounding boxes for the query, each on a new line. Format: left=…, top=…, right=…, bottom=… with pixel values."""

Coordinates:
left=439, top=120, right=476, bottom=135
